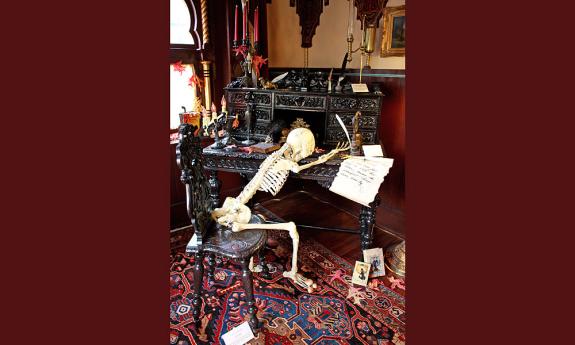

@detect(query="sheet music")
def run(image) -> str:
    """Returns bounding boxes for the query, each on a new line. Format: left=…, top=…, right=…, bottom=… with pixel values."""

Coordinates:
left=329, top=157, right=394, bottom=207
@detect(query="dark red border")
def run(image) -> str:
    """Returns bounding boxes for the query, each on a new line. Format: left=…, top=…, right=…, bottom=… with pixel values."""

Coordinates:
left=4, top=0, right=168, bottom=343
left=408, top=1, right=574, bottom=344
left=5, top=0, right=574, bottom=344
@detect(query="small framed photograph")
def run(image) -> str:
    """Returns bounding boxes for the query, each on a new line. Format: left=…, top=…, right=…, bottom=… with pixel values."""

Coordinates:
left=351, top=261, right=371, bottom=286
left=381, top=5, right=406, bottom=57
left=363, top=248, right=386, bottom=278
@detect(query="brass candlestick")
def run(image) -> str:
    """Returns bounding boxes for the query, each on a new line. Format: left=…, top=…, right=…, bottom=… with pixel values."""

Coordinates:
left=346, top=35, right=354, bottom=62
left=201, top=61, right=212, bottom=115
left=364, top=25, right=376, bottom=67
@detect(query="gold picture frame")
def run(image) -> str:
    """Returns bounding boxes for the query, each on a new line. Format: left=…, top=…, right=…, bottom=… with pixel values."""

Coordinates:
left=380, top=5, right=406, bottom=57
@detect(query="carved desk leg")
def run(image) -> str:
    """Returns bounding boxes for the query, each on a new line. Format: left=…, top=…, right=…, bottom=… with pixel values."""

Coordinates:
left=208, top=170, right=221, bottom=209
left=359, top=195, right=381, bottom=258
left=240, top=258, right=259, bottom=332
left=192, top=251, right=205, bottom=323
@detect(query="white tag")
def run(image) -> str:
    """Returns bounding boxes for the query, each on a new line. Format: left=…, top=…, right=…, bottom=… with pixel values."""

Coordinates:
left=221, top=322, right=255, bottom=345
left=362, top=145, right=384, bottom=157
left=351, top=83, right=370, bottom=92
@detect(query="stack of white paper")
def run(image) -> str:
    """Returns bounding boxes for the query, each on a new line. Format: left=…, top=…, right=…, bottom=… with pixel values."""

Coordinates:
left=329, top=156, right=394, bottom=207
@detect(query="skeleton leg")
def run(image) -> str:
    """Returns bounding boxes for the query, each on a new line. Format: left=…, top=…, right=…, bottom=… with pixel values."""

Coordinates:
left=232, top=222, right=318, bottom=292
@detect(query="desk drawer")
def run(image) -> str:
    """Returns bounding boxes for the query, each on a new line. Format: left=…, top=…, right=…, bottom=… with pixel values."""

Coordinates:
left=326, top=128, right=376, bottom=144
left=327, top=112, right=378, bottom=130
left=227, top=91, right=272, bottom=107
left=274, top=94, right=326, bottom=110
left=329, top=96, right=380, bottom=111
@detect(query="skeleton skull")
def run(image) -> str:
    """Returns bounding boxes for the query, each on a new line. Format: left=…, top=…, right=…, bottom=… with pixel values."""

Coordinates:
left=285, top=128, right=315, bottom=162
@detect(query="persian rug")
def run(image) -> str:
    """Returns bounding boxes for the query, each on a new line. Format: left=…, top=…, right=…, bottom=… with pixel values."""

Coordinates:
left=170, top=228, right=406, bottom=345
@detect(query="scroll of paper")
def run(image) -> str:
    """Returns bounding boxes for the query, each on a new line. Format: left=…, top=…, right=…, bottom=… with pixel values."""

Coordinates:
left=329, top=156, right=394, bottom=207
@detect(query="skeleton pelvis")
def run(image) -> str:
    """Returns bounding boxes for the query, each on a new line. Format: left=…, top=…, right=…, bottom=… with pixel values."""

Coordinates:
left=211, top=197, right=252, bottom=226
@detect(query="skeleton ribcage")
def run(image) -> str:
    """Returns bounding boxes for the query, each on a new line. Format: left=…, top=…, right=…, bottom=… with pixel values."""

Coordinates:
left=236, top=144, right=291, bottom=205
left=258, top=160, right=290, bottom=196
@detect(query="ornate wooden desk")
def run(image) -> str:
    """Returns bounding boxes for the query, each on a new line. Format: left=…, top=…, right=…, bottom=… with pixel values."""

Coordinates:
left=202, top=147, right=381, bottom=254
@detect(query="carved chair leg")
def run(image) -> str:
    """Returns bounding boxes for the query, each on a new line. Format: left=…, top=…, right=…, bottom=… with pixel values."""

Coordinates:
left=192, top=251, right=205, bottom=322
left=207, top=253, right=216, bottom=282
left=258, top=249, right=271, bottom=280
left=240, top=258, right=259, bottom=332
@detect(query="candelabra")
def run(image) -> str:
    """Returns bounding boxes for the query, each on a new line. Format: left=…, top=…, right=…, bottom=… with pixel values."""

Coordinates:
left=228, top=2, right=263, bottom=89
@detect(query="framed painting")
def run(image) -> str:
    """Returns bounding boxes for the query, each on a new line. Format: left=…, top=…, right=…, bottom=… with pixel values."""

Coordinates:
left=380, top=5, right=405, bottom=57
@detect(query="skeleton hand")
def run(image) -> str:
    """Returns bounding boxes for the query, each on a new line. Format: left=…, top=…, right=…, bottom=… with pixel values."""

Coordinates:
left=290, top=142, right=350, bottom=173
left=319, top=142, right=350, bottom=162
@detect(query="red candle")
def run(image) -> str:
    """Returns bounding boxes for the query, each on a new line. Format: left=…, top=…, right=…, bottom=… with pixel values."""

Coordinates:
left=254, top=6, right=259, bottom=42
left=234, top=5, right=238, bottom=41
left=242, top=3, right=247, bottom=40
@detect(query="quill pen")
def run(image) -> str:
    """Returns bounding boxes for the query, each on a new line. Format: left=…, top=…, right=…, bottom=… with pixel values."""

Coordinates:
left=335, top=114, right=351, bottom=146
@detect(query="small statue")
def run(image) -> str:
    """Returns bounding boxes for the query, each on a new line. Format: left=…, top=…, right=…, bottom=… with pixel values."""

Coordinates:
left=309, top=71, right=327, bottom=92
left=203, top=103, right=227, bottom=150
left=258, top=77, right=277, bottom=90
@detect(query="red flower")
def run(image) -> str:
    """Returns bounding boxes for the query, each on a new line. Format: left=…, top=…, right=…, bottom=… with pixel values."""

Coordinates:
left=188, top=74, right=202, bottom=88
left=233, top=45, right=248, bottom=58
left=252, top=55, right=268, bottom=77
left=172, top=61, right=186, bottom=75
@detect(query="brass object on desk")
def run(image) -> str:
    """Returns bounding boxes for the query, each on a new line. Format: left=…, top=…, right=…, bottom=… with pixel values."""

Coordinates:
left=290, top=118, right=310, bottom=130
left=200, top=61, right=212, bottom=114
left=350, top=111, right=363, bottom=156
left=385, top=241, right=406, bottom=278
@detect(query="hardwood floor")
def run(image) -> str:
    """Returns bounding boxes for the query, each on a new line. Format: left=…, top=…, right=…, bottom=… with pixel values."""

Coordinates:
left=253, top=182, right=404, bottom=263
left=171, top=178, right=405, bottom=265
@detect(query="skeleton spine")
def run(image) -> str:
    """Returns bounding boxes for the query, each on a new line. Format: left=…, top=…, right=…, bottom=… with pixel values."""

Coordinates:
left=236, top=144, right=291, bottom=205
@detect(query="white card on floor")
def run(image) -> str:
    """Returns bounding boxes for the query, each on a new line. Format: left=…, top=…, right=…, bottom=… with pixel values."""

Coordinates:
left=221, top=322, right=254, bottom=345
left=362, top=144, right=384, bottom=157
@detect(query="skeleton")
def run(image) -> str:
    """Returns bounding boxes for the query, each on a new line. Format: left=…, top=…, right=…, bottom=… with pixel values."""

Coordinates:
left=211, top=128, right=349, bottom=292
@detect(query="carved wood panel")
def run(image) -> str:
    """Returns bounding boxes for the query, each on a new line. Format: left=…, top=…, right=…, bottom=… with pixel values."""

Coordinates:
left=229, top=91, right=247, bottom=105
left=326, top=128, right=376, bottom=144
left=255, top=108, right=271, bottom=121
left=329, top=96, right=380, bottom=111
left=289, top=0, right=329, bottom=48
left=327, top=112, right=378, bottom=129
left=274, top=94, right=326, bottom=110
left=253, top=92, right=272, bottom=106
left=355, top=0, right=388, bottom=28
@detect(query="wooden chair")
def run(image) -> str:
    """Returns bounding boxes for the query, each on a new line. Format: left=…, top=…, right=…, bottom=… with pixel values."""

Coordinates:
left=176, top=123, right=269, bottom=332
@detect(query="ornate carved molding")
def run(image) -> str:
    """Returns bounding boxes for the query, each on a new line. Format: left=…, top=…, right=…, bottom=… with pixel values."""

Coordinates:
left=327, top=112, right=378, bottom=129
left=253, top=93, right=272, bottom=105
left=355, top=0, right=388, bottom=28
left=326, top=129, right=375, bottom=144
left=255, top=108, right=271, bottom=121
left=275, top=94, right=326, bottom=110
left=289, top=0, right=329, bottom=48
left=329, top=96, right=379, bottom=110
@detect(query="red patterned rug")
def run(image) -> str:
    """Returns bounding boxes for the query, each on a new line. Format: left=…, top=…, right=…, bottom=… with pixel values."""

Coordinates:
left=170, top=226, right=406, bottom=344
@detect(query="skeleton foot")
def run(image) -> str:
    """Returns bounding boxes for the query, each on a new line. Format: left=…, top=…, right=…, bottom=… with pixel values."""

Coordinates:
left=283, top=270, right=318, bottom=293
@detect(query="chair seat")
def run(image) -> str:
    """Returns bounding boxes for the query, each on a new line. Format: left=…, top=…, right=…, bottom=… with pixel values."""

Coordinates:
left=186, top=214, right=267, bottom=260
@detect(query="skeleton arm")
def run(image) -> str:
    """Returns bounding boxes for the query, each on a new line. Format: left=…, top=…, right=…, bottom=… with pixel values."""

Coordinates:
left=291, top=142, right=350, bottom=173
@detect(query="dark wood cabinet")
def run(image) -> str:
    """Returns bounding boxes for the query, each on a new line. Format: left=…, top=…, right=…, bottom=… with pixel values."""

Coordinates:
left=224, top=88, right=384, bottom=146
